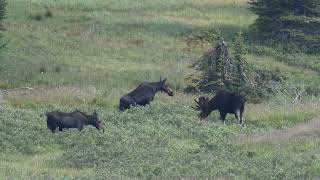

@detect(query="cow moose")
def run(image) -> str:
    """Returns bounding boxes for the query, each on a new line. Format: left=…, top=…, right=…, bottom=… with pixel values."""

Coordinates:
left=193, top=90, right=246, bottom=125
left=46, top=110, right=103, bottom=133
left=119, top=77, right=174, bottom=111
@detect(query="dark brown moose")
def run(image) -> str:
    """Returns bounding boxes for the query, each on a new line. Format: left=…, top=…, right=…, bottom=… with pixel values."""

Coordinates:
left=46, top=110, right=103, bottom=133
left=119, top=77, right=174, bottom=111
left=193, top=90, right=246, bottom=125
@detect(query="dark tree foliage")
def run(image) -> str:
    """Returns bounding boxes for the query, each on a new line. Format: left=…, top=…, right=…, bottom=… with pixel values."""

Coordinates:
left=249, top=0, right=320, bottom=53
left=233, top=31, right=254, bottom=92
left=186, top=31, right=286, bottom=102
left=0, top=0, right=7, bottom=49
left=186, top=32, right=254, bottom=94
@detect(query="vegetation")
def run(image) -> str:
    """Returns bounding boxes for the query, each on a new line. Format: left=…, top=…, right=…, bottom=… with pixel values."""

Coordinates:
left=186, top=30, right=284, bottom=101
left=0, top=0, right=6, bottom=49
left=1, top=0, right=320, bottom=178
left=1, top=101, right=320, bottom=178
left=249, top=0, right=320, bottom=53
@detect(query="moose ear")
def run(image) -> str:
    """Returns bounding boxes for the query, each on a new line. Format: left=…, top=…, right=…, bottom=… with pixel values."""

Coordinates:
left=93, top=111, right=98, bottom=117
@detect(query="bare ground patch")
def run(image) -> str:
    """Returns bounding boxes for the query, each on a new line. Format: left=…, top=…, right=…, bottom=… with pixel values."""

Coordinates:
left=231, top=118, right=320, bottom=144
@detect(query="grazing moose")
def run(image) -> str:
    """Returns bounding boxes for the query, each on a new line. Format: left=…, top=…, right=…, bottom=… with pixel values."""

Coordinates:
left=46, top=110, right=104, bottom=133
left=119, top=77, right=174, bottom=111
left=193, top=90, right=246, bottom=125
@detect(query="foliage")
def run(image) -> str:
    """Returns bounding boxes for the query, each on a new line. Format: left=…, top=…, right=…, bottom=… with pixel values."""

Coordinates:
left=2, top=0, right=320, bottom=178
left=186, top=40, right=231, bottom=92
left=249, top=65, right=287, bottom=102
left=249, top=0, right=320, bottom=53
left=233, top=31, right=255, bottom=91
left=1, top=101, right=320, bottom=178
left=29, top=7, right=53, bottom=21
left=0, top=0, right=6, bottom=49
left=186, top=31, right=284, bottom=101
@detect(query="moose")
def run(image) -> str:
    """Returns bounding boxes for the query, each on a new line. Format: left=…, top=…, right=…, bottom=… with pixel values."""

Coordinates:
left=46, top=110, right=104, bottom=133
left=119, top=77, right=174, bottom=111
left=193, top=90, right=246, bottom=125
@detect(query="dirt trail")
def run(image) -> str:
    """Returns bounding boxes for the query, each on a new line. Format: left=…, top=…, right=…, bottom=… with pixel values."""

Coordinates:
left=232, top=118, right=320, bottom=144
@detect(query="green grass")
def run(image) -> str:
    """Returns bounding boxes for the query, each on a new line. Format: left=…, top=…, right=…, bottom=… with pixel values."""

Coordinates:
left=1, top=102, right=320, bottom=178
left=1, top=0, right=320, bottom=178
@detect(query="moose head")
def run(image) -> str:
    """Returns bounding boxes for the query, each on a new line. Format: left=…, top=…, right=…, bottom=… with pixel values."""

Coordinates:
left=159, top=77, right=174, bottom=96
left=88, top=111, right=103, bottom=131
left=192, top=96, right=213, bottom=119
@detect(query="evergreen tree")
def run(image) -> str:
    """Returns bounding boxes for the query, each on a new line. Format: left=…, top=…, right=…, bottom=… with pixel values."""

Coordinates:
left=0, top=0, right=6, bottom=49
left=187, top=41, right=233, bottom=92
left=186, top=32, right=254, bottom=93
left=249, top=0, right=320, bottom=52
left=233, top=31, right=255, bottom=91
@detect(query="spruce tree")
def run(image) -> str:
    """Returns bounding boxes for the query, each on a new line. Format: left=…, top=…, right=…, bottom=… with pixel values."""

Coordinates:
left=0, top=0, right=6, bottom=49
left=249, top=0, right=320, bottom=52
left=187, top=41, right=233, bottom=92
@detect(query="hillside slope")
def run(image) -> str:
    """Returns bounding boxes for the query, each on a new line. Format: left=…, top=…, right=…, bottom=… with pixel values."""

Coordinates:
left=1, top=0, right=320, bottom=178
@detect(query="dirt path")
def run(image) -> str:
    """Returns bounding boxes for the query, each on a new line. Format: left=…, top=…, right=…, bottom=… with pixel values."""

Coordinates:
left=232, top=118, right=320, bottom=144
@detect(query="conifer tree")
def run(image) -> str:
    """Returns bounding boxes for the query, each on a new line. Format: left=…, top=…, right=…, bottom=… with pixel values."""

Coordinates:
left=249, top=0, right=320, bottom=52
left=186, top=32, right=254, bottom=93
left=0, top=0, right=7, bottom=49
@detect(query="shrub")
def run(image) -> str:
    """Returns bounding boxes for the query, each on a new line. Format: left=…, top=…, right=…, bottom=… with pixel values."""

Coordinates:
left=54, top=66, right=61, bottom=73
left=44, top=6, right=53, bottom=18
left=29, top=12, right=43, bottom=21
left=29, top=6, right=53, bottom=21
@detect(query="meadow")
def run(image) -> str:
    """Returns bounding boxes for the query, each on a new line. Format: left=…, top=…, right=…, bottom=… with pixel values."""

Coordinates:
left=1, top=0, right=320, bottom=178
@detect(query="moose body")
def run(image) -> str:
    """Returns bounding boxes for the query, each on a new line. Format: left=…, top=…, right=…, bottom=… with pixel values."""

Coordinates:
left=193, top=90, right=246, bottom=125
left=46, top=111, right=103, bottom=133
left=119, top=78, right=174, bottom=111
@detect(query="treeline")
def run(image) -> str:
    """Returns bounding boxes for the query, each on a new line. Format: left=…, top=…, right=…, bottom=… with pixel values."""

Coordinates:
left=0, top=0, right=6, bottom=50
left=249, top=0, right=320, bottom=53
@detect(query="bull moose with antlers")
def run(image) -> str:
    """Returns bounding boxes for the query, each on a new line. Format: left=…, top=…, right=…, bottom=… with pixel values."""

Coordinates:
left=193, top=90, right=246, bottom=125
left=119, top=77, right=174, bottom=111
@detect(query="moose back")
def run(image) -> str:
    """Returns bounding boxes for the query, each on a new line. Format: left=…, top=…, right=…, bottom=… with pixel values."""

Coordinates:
left=193, top=90, right=246, bottom=125
left=119, top=78, right=174, bottom=111
left=46, top=110, right=103, bottom=132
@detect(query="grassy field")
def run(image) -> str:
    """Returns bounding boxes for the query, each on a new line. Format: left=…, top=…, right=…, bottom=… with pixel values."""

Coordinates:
left=1, top=0, right=320, bottom=178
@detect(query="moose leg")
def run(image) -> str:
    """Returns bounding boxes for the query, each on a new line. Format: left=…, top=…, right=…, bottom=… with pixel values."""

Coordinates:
left=235, top=109, right=241, bottom=124
left=47, top=125, right=57, bottom=133
left=78, top=125, right=83, bottom=131
left=239, top=110, right=244, bottom=125
left=58, top=126, right=63, bottom=131
left=219, top=111, right=227, bottom=125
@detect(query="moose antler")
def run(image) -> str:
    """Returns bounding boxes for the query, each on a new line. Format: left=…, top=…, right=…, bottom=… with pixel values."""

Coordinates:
left=192, top=96, right=210, bottom=111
